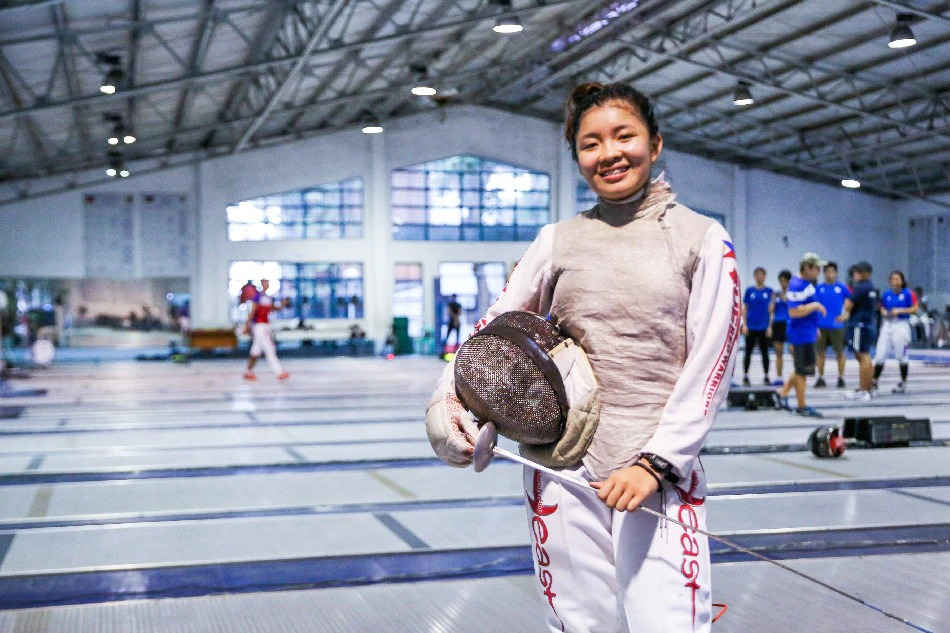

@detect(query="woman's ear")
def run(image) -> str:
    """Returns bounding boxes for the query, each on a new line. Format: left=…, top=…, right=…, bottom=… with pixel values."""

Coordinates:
left=650, top=133, right=663, bottom=163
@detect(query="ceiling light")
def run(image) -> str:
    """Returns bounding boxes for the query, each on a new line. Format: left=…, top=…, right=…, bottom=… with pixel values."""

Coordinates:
left=409, top=64, right=436, bottom=96
left=106, top=151, right=126, bottom=178
left=494, top=16, right=523, bottom=34
left=888, top=14, right=916, bottom=48
left=123, top=133, right=136, bottom=144
left=100, top=66, right=123, bottom=95
left=107, top=135, right=119, bottom=145
left=841, top=179, right=861, bottom=189
left=361, top=124, right=383, bottom=134
left=732, top=81, right=754, bottom=106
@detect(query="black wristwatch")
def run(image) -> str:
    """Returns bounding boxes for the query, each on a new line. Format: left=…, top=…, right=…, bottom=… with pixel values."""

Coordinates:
left=639, top=453, right=680, bottom=484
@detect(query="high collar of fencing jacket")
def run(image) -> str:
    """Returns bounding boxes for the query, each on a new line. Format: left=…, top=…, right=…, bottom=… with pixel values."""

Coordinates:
left=593, top=173, right=676, bottom=227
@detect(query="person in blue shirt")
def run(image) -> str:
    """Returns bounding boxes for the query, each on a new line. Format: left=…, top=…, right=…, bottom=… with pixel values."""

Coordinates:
left=776, top=253, right=826, bottom=417
left=873, top=270, right=918, bottom=394
left=814, top=262, right=852, bottom=389
left=839, top=261, right=878, bottom=400
left=741, top=267, right=773, bottom=386
left=769, top=270, right=791, bottom=386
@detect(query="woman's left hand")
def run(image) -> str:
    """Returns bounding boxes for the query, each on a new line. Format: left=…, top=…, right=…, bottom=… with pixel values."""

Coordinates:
left=590, top=463, right=660, bottom=512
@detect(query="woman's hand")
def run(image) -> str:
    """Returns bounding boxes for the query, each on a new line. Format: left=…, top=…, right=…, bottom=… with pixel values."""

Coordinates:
left=590, top=462, right=660, bottom=512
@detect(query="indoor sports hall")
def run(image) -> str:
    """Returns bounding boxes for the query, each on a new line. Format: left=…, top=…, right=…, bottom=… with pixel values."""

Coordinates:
left=0, top=1, right=947, bottom=632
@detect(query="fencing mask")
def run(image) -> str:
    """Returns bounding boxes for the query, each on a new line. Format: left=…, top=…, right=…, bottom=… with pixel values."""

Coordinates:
left=454, top=311, right=600, bottom=467
left=808, top=425, right=846, bottom=458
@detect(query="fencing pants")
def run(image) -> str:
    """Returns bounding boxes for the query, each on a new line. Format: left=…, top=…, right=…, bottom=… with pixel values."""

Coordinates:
left=524, top=463, right=711, bottom=633
left=250, top=323, right=284, bottom=375
left=873, top=320, right=911, bottom=365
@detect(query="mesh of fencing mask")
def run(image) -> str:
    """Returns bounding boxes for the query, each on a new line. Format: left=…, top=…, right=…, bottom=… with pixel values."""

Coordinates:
left=454, top=311, right=569, bottom=445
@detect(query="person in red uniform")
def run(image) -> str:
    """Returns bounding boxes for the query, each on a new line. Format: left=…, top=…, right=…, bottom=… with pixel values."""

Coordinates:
left=244, top=279, right=289, bottom=381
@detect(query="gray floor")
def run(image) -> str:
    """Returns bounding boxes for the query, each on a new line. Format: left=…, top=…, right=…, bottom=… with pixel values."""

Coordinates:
left=0, top=353, right=947, bottom=632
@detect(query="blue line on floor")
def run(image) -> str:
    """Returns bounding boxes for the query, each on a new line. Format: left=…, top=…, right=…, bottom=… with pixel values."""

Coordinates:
left=0, top=524, right=945, bottom=613
left=890, top=489, right=950, bottom=508
left=0, top=534, right=13, bottom=568
left=0, top=437, right=427, bottom=458
left=283, top=447, right=307, bottom=462
left=19, top=395, right=426, bottom=413
left=0, top=416, right=421, bottom=436
left=0, top=442, right=949, bottom=485
left=374, top=513, right=430, bottom=549
left=2, top=478, right=949, bottom=532
left=0, top=497, right=525, bottom=532
left=0, top=458, right=448, bottom=485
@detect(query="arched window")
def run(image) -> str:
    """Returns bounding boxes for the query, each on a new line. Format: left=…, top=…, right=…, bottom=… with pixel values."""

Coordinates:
left=227, top=178, right=363, bottom=241
left=391, top=155, right=550, bottom=241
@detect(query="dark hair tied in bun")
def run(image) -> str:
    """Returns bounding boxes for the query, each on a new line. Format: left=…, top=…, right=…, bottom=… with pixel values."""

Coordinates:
left=564, top=82, right=659, bottom=160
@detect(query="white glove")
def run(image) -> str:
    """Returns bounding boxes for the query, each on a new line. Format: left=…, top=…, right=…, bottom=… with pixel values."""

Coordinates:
left=425, top=361, right=479, bottom=467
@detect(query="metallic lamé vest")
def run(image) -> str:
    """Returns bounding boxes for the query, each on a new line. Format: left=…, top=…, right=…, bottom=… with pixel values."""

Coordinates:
left=550, top=181, right=715, bottom=479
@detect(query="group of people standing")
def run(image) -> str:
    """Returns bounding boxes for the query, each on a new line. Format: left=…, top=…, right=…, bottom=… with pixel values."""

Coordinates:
left=741, top=255, right=920, bottom=416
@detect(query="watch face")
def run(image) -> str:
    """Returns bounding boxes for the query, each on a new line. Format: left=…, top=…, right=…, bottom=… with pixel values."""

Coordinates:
left=645, top=454, right=669, bottom=472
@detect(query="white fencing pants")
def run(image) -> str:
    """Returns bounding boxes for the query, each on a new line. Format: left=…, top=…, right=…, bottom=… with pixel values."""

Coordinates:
left=873, top=319, right=911, bottom=365
left=250, top=323, right=284, bottom=375
left=523, top=463, right=712, bottom=633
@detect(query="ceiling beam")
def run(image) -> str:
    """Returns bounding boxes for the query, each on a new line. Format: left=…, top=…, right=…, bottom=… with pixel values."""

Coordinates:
left=168, top=0, right=217, bottom=152
left=0, top=0, right=585, bottom=126
left=231, top=0, right=350, bottom=152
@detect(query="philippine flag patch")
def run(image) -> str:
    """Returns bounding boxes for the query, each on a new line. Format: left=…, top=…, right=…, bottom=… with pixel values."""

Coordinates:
left=722, top=240, right=736, bottom=259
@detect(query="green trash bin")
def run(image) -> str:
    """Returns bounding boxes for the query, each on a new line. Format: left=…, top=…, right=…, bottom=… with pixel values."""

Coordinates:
left=392, top=317, right=413, bottom=355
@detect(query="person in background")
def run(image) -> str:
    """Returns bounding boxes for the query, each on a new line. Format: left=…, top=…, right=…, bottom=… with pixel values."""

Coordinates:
left=239, top=280, right=257, bottom=304
left=776, top=253, right=826, bottom=417
left=840, top=261, right=878, bottom=401
left=741, top=267, right=773, bottom=386
left=178, top=300, right=191, bottom=338
left=873, top=271, right=917, bottom=394
left=910, top=286, right=929, bottom=344
left=769, top=270, right=792, bottom=386
left=443, top=294, right=462, bottom=352
left=814, top=262, right=851, bottom=389
left=244, top=279, right=289, bottom=381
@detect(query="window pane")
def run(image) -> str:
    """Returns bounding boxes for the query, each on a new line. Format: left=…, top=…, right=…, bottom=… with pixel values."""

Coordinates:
left=391, top=155, right=549, bottom=242
left=228, top=178, right=363, bottom=242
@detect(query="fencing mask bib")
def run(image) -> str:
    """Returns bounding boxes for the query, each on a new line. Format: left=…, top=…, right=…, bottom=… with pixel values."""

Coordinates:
left=454, top=311, right=600, bottom=466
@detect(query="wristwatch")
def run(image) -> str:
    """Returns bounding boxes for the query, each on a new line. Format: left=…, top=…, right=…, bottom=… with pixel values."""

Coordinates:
left=639, top=453, right=680, bottom=484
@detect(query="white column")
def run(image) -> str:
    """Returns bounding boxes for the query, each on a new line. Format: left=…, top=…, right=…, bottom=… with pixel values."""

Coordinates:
left=556, top=130, right=577, bottom=222
left=731, top=164, right=749, bottom=282
left=366, top=132, right=392, bottom=342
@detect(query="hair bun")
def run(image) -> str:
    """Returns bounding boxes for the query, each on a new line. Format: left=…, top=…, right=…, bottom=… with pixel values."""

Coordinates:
left=566, top=82, right=604, bottom=116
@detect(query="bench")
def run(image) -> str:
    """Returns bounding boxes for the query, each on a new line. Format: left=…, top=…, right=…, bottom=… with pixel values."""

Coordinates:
left=188, top=328, right=238, bottom=350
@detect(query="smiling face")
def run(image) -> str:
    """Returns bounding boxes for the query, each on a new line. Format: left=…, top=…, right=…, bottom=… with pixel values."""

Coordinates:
left=575, top=100, right=662, bottom=201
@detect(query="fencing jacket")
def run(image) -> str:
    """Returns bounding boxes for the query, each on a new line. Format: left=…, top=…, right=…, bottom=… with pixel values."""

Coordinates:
left=476, top=176, right=740, bottom=481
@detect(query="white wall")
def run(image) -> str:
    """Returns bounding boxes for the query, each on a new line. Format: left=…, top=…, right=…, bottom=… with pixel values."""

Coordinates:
left=0, top=104, right=928, bottom=340
left=895, top=194, right=950, bottom=310
left=742, top=169, right=901, bottom=289
left=0, top=165, right=195, bottom=279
